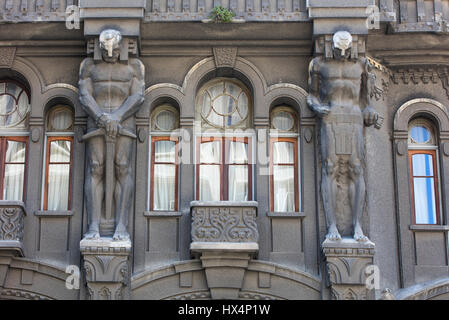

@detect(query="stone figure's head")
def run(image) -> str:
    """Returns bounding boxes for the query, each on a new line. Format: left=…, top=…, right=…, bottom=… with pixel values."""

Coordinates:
left=332, top=31, right=352, bottom=60
left=99, top=29, right=122, bottom=63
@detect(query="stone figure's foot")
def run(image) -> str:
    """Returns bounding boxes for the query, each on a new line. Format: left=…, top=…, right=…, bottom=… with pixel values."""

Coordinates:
left=354, top=224, right=368, bottom=242
left=84, top=228, right=100, bottom=240
left=326, top=225, right=341, bottom=241
left=113, top=224, right=130, bottom=241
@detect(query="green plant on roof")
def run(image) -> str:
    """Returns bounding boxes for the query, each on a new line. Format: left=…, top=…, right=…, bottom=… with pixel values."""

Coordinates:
left=209, top=6, right=236, bottom=23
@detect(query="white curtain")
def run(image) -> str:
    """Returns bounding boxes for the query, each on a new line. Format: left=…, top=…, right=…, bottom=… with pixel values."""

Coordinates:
left=412, top=154, right=437, bottom=224
left=272, top=142, right=295, bottom=212
left=228, top=166, right=248, bottom=201
left=199, top=141, right=221, bottom=201
left=46, top=140, right=71, bottom=210
left=153, top=140, right=176, bottom=210
left=3, top=140, right=26, bottom=201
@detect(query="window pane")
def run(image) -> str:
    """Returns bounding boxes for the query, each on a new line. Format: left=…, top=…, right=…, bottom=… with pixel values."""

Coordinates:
left=410, top=126, right=431, bottom=144
left=49, top=140, right=71, bottom=163
left=200, top=141, right=221, bottom=163
left=229, top=165, right=248, bottom=201
left=3, top=163, right=25, bottom=201
left=51, top=109, right=73, bottom=131
left=273, top=165, right=296, bottom=212
left=6, top=140, right=26, bottom=163
left=273, top=142, right=294, bottom=164
left=155, top=140, right=176, bottom=163
left=153, top=164, right=176, bottom=211
left=199, top=165, right=220, bottom=201
left=47, top=164, right=70, bottom=210
left=413, top=177, right=437, bottom=224
left=155, top=110, right=176, bottom=131
left=228, top=141, right=248, bottom=164
left=412, top=154, right=434, bottom=176
left=272, top=111, right=294, bottom=131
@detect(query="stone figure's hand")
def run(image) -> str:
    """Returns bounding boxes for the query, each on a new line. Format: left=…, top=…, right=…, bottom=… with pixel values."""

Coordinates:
left=103, top=114, right=121, bottom=138
left=363, top=107, right=378, bottom=127
left=96, top=114, right=109, bottom=128
left=313, top=104, right=331, bottom=117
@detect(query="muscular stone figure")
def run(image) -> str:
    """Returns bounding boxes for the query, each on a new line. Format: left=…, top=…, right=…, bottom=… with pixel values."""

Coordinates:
left=307, top=31, right=378, bottom=242
left=79, top=29, right=145, bottom=241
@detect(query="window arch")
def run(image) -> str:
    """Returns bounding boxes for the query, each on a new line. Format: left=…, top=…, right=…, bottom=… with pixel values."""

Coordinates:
left=42, top=105, right=74, bottom=211
left=269, top=106, right=300, bottom=212
left=149, top=104, right=179, bottom=211
left=0, top=79, right=30, bottom=201
left=408, top=118, right=441, bottom=225
left=195, top=78, right=253, bottom=201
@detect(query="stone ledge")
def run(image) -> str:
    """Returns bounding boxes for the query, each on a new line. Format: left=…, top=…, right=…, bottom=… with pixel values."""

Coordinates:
left=80, top=238, right=132, bottom=254
left=322, top=238, right=375, bottom=256
left=267, top=211, right=306, bottom=218
left=409, top=225, right=449, bottom=232
left=190, top=201, right=258, bottom=208
left=0, top=240, right=24, bottom=257
left=190, top=242, right=259, bottom=253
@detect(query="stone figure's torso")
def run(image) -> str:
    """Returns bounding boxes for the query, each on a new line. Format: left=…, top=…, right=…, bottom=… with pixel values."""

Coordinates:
left=318, top=59, right=364, bottom=117
left=89, top=62, right=135, bottom=113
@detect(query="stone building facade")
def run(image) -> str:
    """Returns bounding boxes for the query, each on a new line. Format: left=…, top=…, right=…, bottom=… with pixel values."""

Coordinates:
left=0, top=0, right=449, bottom=300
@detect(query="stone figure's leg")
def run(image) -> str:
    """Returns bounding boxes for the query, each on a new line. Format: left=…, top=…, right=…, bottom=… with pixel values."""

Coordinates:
left=84, top=136, right=105, bottom=239
left=349, top=125, right=367, bottom=242
left=113, top=135, right=134, bottom=241
left=321, top=122, right=341, bottom=241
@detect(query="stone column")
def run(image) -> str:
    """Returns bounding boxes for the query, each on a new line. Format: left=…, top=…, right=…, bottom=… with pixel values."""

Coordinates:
left=80, top=238, right=131, bottom=300
left=322, top=238, right=375, bottom=300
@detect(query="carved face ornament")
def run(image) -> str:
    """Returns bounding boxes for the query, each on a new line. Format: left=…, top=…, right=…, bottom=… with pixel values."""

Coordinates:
left=333, top=31, right=352, bottom=57
left=99, top=29, right=122, bottom=59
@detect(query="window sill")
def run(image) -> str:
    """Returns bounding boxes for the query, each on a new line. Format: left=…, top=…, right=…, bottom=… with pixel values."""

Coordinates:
left=34, top=210, right=73, bottom=217
left=409, top=225, right=449, bottom=232
left=190, top=201, right=258, bottom=207
left=0, top=201, right=27, bottom=215
left=267, top=212, right=306, bottom=218
left=144, top=211, right=182, bottom=217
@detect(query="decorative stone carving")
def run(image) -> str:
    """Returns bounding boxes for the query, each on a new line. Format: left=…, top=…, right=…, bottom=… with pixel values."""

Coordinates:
left=0, top=202, right=26, bottom=257
left=80, top=238, right=131, bottom=300
left=79, top=29, right=145, bottom=240
left=0, top=47, right=16, bottom=68
left=391, top=68, right=439, bottom=85
left=190, top=201, right=259, bottom=299
left=191, top=202, right=259, bottom=243
left=322, top=238, right=375, bottom=300
left=213, top=47, right=238, bottom=68
left=307, top=31, right=380, bottom=242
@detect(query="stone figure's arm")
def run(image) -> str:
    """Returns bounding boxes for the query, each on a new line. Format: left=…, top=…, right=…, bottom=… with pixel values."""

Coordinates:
left=360, top=58, right=378, bottom=127
left=112, top=59, right=145, bottom=122
left=79, top=59, right=105, bottom=124
left=307, top=58, right=329, bottom=117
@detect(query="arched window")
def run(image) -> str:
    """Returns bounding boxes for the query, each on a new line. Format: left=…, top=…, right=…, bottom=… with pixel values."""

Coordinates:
left=0, top=79, right=30, bottom=201
left=149, top=104, right=179, bottom=211
left=408, top=118, right=441, bottom=224
left=43, top=105, right=74, bottom=211
left=195, top=78, right=253, bottom=201
left=269, top=106, right=300, bottom=212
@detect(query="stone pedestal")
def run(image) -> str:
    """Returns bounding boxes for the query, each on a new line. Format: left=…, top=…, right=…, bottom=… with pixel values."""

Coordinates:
left=190, top=201, right=259, bottom=299
left=322, top=238, right=375, bottom=300
left=80, top=238, right=131, bottom=300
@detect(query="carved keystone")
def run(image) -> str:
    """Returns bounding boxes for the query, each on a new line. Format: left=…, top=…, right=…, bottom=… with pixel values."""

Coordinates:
left=190, top=201, right=259, bottom=299
left=0, top=201, right=26, bottom=257
left=213, top=47, right=238, bottom=68
left=80, top=238, right=131, bottom=300
left=322, top=237, right=375, bottom=300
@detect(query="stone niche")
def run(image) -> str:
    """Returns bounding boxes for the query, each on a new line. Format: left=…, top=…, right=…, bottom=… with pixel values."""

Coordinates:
left=190, top=201, right=259, bottom=299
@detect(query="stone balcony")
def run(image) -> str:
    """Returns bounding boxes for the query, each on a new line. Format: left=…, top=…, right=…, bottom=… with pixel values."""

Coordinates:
left=190, top=201, right=259, bottom=299
left=0, top=201, right=27, bottom=257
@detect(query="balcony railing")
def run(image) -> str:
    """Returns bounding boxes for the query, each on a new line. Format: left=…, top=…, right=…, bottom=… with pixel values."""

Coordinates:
left=0, top=201, right=26, bottom=257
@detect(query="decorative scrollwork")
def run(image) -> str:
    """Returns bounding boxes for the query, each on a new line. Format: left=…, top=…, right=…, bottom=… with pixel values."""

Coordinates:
left=0, top=206, right=25, bottom=241
left=191, top=205, right=258, bottom=242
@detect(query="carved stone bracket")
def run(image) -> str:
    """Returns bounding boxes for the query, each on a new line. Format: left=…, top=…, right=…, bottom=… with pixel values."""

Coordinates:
left=213, top=47, right=238, bottom=68
left=190, top=201, right=259, bottom=299
left=391, top=68, right=439, bottom=85
left=80, top=238, right=131, bottom=300
left=0, top=201, right=26, bottom=257
left=322, top=238, right=375, bottom=300
left=315, top=35, right=366, bottom=60
left=0, top=47, right=16, bottom=68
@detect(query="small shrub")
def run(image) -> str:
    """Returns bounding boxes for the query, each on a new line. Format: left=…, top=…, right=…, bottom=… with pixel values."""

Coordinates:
left=209, top=6, right=236, bottom=23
